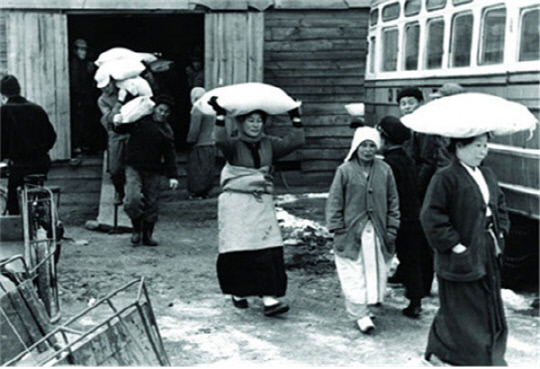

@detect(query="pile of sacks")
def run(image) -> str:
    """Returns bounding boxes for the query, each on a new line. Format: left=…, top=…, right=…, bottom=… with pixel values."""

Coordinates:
left=94, top=47, right=157, bottom=123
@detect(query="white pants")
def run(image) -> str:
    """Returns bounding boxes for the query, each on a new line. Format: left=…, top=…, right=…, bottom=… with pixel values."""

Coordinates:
left=335, top=221, right=389, bottom=319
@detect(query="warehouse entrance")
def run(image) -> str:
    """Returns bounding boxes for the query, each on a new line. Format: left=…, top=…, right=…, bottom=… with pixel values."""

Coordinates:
left=68, top=13, right=204, bottom=152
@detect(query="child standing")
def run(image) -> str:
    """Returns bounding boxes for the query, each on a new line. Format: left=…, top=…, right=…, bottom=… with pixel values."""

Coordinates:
left=325, top=127, right=400, bottom=333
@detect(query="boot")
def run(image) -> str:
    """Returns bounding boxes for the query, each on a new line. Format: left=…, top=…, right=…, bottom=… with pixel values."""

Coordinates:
left=130, top=218, right=142, bottom=245
left=142, top=221, right=158, bottom=246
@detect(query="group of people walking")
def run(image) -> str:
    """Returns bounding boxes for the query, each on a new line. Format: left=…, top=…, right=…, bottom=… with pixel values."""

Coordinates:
left=1, top=70, right=512, bottom=365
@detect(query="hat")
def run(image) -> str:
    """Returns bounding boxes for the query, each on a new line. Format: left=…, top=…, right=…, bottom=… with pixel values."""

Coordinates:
left=344, top=127, right=381, bottom=162
left=0, top=74, right=21, bottom=97
left=397, top=87, right=424, bottom=103
left=377, top=116, right=410, bottom=144
left=430, top=83, right=465, bottom=98
left=152, top=94, right=175, bottom=107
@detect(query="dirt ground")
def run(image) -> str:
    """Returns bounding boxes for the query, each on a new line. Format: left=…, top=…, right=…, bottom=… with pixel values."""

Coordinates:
left=56, top=188, right=539, bottom=366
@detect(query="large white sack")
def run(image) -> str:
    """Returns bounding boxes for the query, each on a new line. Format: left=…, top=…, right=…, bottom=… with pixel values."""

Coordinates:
left=95, top=47, right=158, bottom=67
left=194, top=82, right=301, bottom=116
left=401, top=93, right=538, bottom=138
left=115, top=77, right=153, bottom=97
left=116, top=96, right=155, bottom=124
left=95, top=59, right=146, bottom=83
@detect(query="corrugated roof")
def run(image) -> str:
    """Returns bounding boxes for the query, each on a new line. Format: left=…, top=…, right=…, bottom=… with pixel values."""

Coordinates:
left=0, top=0, right=370, bottom=10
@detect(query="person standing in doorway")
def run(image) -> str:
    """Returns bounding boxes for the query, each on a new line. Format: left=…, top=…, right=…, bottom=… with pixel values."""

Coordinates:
left=325, top=127, right=400, bottom=333
left=69, top=38, right=100, bottom=156
left=1, top=75, right=57, bottom=215
left=186, top=87, right=216, bottom=199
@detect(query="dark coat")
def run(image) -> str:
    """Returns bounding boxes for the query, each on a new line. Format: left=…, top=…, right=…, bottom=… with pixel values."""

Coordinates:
left=114, top=116, right=178, bottom=178
left=420, top=160, right=510, bottom=282
left=1, top=96, right=56, bottom=165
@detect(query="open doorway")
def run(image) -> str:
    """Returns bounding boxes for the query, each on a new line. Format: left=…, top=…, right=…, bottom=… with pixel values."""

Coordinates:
left=68, top=13, right=204, bottom=153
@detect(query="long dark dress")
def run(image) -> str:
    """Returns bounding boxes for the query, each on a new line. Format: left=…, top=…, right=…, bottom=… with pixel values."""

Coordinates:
left=421, top=160, right=510, bottom=365
left=215, top=122, right=304, bottom=297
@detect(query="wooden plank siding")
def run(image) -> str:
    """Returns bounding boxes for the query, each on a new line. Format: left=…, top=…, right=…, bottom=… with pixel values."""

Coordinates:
left=264, top=9, right=369, bottom=178
left=0, top=11, right=6, bottom=76
left=5, top=11, right=70, bottom=160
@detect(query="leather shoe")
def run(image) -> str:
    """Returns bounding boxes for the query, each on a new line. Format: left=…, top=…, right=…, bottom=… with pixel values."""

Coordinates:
left=402, top=304, right=422, bottom=318
left=231, top=296, right=248, bottom=309
left=264, top=301, right=289, bottom=317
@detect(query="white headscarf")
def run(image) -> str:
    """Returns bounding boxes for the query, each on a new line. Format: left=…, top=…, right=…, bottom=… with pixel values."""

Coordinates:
left=344, top=127, right=381, bottom=162
left=190, top=87, right=206, bottom=105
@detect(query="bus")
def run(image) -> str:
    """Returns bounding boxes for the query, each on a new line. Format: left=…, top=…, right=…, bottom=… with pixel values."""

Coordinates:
left=364, top=0, right=539, bottom=289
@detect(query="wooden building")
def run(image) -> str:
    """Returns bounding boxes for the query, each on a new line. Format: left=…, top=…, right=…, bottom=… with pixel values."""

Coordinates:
left=0, top=0, right=370, bottom=187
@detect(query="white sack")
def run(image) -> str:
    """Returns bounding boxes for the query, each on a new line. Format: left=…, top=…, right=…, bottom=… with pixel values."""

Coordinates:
left=344, top=103, right=365, bottom=116
left=115, top=77, right=153, bottom=97
left=116, top=96, right=155, bottom=124
left=401, top=93, right=538, bottom=138
left=95, top=47, right=158, bottom=67
left=194, top=82, right=301, bottom=116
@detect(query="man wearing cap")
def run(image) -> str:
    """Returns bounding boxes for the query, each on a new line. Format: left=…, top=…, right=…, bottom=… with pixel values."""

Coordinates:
left=69, top=38, right=99, bottom=156
left=1, top=74, right=57, bottom=214
left=113, top=95, right=179, bottom=246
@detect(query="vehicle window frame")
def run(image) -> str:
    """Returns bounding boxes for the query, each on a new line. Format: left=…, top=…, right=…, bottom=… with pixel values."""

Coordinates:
left=425, top=17, right=445, bottom=69
left=478, top=5, right=507, bottom=66
left=404, top=0, right=422, bottom=17
left=381, top=26, right=399, bottom=72
left=449, top=11, right=474, bottom=67
left=426, top=0, right=447, bottom=12
left=403, top=21, right=421, bottom=70
left=382, top=2, right=401, bottom=22
left=370, top=8, right=379, bottom=26
left=518, top=6, right=540, bottom=62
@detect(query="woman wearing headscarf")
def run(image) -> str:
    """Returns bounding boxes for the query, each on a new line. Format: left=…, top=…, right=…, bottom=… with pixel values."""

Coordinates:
left=208, top=97, right=305, bottom=317
left=325, top=127, right=400, bottom=334
left=421, top=133, right=510, bottom=366
left=186, top=87, right=216, bottom=199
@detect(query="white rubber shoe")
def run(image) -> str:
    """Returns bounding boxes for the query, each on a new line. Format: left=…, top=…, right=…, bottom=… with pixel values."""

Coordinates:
left=357, top=316, right=375, bottom=334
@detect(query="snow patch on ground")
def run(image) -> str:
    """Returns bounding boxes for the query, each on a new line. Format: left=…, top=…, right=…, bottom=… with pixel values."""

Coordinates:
left=501, top=289, right=532, bottom=310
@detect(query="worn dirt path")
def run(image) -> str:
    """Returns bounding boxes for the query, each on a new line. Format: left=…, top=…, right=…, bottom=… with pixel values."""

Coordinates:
left=56, top=193, right=539, bottom=366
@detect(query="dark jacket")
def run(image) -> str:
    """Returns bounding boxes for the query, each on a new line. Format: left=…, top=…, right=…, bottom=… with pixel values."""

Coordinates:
left=420, top=160, right=510, bottom=282
left=1, top=96, right=56, bottom=165
left=383, top=147, right=420, bottom=222
left=114, top=116, right=178, bottom=178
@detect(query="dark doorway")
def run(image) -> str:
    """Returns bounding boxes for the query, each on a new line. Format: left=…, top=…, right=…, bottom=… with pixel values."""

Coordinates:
left=68, top=13, right=205, bottom=152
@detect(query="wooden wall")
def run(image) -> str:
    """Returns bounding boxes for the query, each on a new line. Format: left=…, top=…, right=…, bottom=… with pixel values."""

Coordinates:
left=264, top=9, right=369, bottom=184
left=0, top=11, right=6, bottom=76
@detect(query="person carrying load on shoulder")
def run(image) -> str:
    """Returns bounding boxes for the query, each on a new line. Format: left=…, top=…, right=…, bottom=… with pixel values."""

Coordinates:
left=112, top=94, right=179, bottom=247
left=207, top=89, right=304, bottom=317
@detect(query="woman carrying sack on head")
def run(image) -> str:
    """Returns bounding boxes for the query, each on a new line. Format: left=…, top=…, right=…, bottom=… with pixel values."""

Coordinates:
left=208, top=96, right=304, bottom=317
left=421, top=133, right=510, bottom=366
left=325, top=127, right=400, bottom=334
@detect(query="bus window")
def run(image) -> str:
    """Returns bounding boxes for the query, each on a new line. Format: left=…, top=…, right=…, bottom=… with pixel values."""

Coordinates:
left=426, top=0, right=447, bottom=12
left=479, top=6, right=506, bottom=65
left=369, top=36, right=376, bottom=73
left=404, top=0, right=422, bottom=17
left=404, top=22, right=420, bottom=70
left=426, top=18, right=445, bottom=69
left=382, top=2, right=400, bottom=22
left=450, top=12, right=473, bottom=67
left=453, top=0, right=472, bottom=5
left=382, top=27, right=399, bottom=71
left=519, top=7, right=540, bottom=62
left=370, top=8, right=379, bottom=26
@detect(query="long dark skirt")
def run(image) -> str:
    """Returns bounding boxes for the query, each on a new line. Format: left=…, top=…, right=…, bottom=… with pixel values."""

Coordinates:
left=187, top=145, right=216, bottom=197
left=426, top=234, right=507, bottom=366
left=217, top=246, right=287, bottom=298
